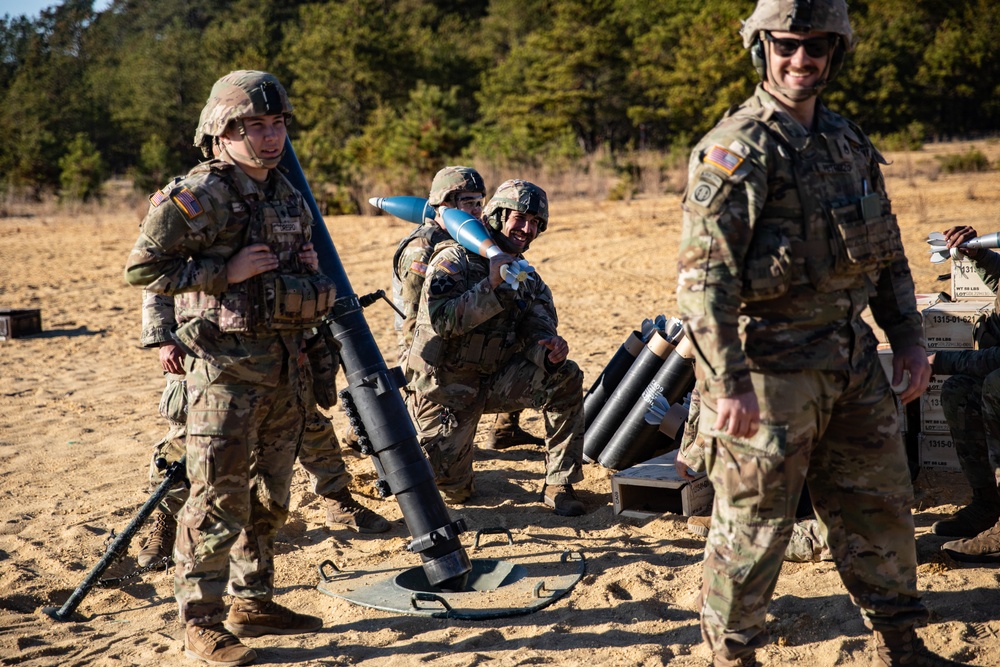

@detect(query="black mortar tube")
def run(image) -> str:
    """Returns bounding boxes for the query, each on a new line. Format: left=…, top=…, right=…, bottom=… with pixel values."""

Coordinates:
left=583, top=330, right=674, bottom=463
left=584, top=330, right=643, bottom=429
left=598, top=337, right=696, bottom=470
left=280, top=139, right=471, bottom=590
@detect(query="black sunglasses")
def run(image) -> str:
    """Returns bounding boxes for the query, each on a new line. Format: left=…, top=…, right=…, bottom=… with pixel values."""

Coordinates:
left=764, top=32, right=837, bottom=58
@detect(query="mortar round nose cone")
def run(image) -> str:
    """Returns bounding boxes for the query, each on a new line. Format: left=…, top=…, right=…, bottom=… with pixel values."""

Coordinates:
left=368, top=197, right=381, bottom=207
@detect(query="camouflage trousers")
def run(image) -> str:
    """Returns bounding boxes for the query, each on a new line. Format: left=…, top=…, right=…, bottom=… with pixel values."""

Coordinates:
left=411, top=356, right=585, bottom=497
left=697, top=361, right=926, bottom=661
left=940, top=371, right=1000, bottom=491
left=149, top=377, right=351, bottom=515
left=174, top=357, right=306, bottom=626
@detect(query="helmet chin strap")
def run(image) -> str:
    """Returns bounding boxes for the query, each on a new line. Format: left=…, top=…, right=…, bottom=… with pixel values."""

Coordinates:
left=764, top=35, right=835, bottom=103
left=489, top=210, right=522, bottom=255
left=232, top=119, right=284, bottom=169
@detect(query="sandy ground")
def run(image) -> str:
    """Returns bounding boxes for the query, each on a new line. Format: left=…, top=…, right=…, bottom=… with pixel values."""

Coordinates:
left=1, top=144, right=1000, bottom=666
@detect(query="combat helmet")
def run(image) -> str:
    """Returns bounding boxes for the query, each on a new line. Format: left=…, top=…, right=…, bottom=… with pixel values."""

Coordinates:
left=428, top=166, right=486, bottom=206
left=194, top=70, right=293, bottom=167
left=484, top=179, right=549, bottom=234
left=741, top=0, right=853, bottom=101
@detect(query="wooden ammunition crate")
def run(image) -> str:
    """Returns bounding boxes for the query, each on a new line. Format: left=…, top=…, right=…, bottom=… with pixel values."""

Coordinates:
left=0, top=309, right=42, bottom=340
left=611, top=449, right=714, bottom=519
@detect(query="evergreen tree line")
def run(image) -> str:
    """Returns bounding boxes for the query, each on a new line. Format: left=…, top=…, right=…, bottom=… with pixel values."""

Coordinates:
left=1, top=0, right=997, bottom=208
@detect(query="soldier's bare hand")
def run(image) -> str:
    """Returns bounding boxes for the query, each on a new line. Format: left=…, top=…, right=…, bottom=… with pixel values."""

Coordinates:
left=226, top=243, right=279, bottom=284
left=488, top=252, right=516, bottom=288
left=943, top=225, right=980, bottom=258
left=675, top=449, right=697, bottom=480
left=539, top=336, right=569, bottom=364
left=894, top=344, right=931, bottom=405
left=298, top=242, right=319, bottom=271
left=715, top=391, right=760, bottom=438
left=159, top=341, right=186, bottom=375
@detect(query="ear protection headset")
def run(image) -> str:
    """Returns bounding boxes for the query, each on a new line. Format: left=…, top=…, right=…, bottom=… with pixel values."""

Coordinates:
left=749, top=0, right=847, bottom=84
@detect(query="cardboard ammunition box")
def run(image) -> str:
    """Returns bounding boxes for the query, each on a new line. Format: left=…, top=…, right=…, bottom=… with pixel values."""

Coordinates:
left=927, top=373, right=952, bottom=395
left=920, top=391, right=949, bottom=433
left=0, top=309, right=42, bottom=341
left=952, top=255, right=998, bottom=301
left=918, top=433, right=961, bottom=472
left=611, top=449, right=714, bottom=519
left=863, top=293, right=944, bottom=344
left=921, top=301, right=994, bottom=350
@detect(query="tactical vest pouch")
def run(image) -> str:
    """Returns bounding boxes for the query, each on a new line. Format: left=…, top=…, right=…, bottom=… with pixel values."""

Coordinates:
left=452, top=331, right=516, bottom=374
left=411, top=325, right=444, bottom=366
left=306, top=327, right=339, bottom=409
left=218, top=289, right=253, bottom=332
left=828, top=201, right=877, bottom=270
left=741, top=224, right=793, bottom=302
left=175, top=289, right=254, bottom=334
left=158, top=376, right=188, bottom=423
left=269, top=273, right=336, bottom=330
left=827, top=199, right=903, bottom=275
left=867, top=211, right=905, bottom=266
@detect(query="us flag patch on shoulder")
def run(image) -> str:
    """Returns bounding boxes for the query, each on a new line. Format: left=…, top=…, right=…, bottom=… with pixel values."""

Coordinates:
left=409, top=260, right=428, bottom=276
left=704, top=145, right=744, bottom=175
left=172, top=188, right=204, bottom=219
left=148, top=189, right=167, bottom=207
left=437, top=259, right=460, bottom=276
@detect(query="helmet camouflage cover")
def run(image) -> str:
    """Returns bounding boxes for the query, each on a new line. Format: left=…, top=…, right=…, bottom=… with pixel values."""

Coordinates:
left=194, top=70, right=293, bottom=156
left=428, top=166, right=486, bottom=206
left=740, top=0, right=854, bottom=50
left=484, top=179, right=548, bottom=234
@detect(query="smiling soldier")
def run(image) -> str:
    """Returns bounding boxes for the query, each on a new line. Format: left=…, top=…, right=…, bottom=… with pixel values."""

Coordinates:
left=675, top=1, right=976, bottom=666
left=404, top=179, right=586, bottom=517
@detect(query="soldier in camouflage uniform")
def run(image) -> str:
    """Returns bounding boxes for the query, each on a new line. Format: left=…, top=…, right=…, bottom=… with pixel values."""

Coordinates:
left=125, top=71, right=331, bottom=666
left=393, top=166, right=544, bottom=451
left=928, top=225, right=1000, bottom=563
left=675, top=2, right=971, bottom=665
left=135, top=294, right=390, bottom=570
left=405, top=180, right=586, bottom=516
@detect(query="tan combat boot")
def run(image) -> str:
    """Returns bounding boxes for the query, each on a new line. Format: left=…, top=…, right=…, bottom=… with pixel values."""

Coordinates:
left=483, top=411, right=545, bottom=450
left=185, top=622, right=256, bottom=666
left=441, top=480, right=476, bottom=505
left=542, top=484, right=585, bottom=516
left=932, top=487, right=1000, bottom=538
left=687, top=514, right=712, bottom=537
left=137, top=511, right=177, bottom=567
left=225, top=598, right=323, bottom=638
left=941, top=519, right=1000, bottom=564
left=324, top=488, right=390, bottom=533
left=874, top=627, right=973, bottom=666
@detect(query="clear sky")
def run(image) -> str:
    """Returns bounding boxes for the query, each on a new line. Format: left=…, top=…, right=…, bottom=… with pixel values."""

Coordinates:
left=1, top=0, right=111, bottom=20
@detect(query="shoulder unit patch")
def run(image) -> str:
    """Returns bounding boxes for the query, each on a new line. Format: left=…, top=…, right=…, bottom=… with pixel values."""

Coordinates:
left=689, top=170, right=724, bottom=207
left=703, top=144, right=745, bottom=175
left=172, top=188, right=204, bottom=219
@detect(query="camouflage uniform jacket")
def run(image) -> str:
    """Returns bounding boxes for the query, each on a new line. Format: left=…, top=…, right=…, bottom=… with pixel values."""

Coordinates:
left=405, top=239, right=559, bottom=409
left=392, top=221, right=451, bottom=364
left=934, top=249, right=1000, bottom=377
left=677, top=85, right=924, bottom=399
left=125, top=157, right=328, bottom=386
left=141, top=290, right=177, bottom=348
